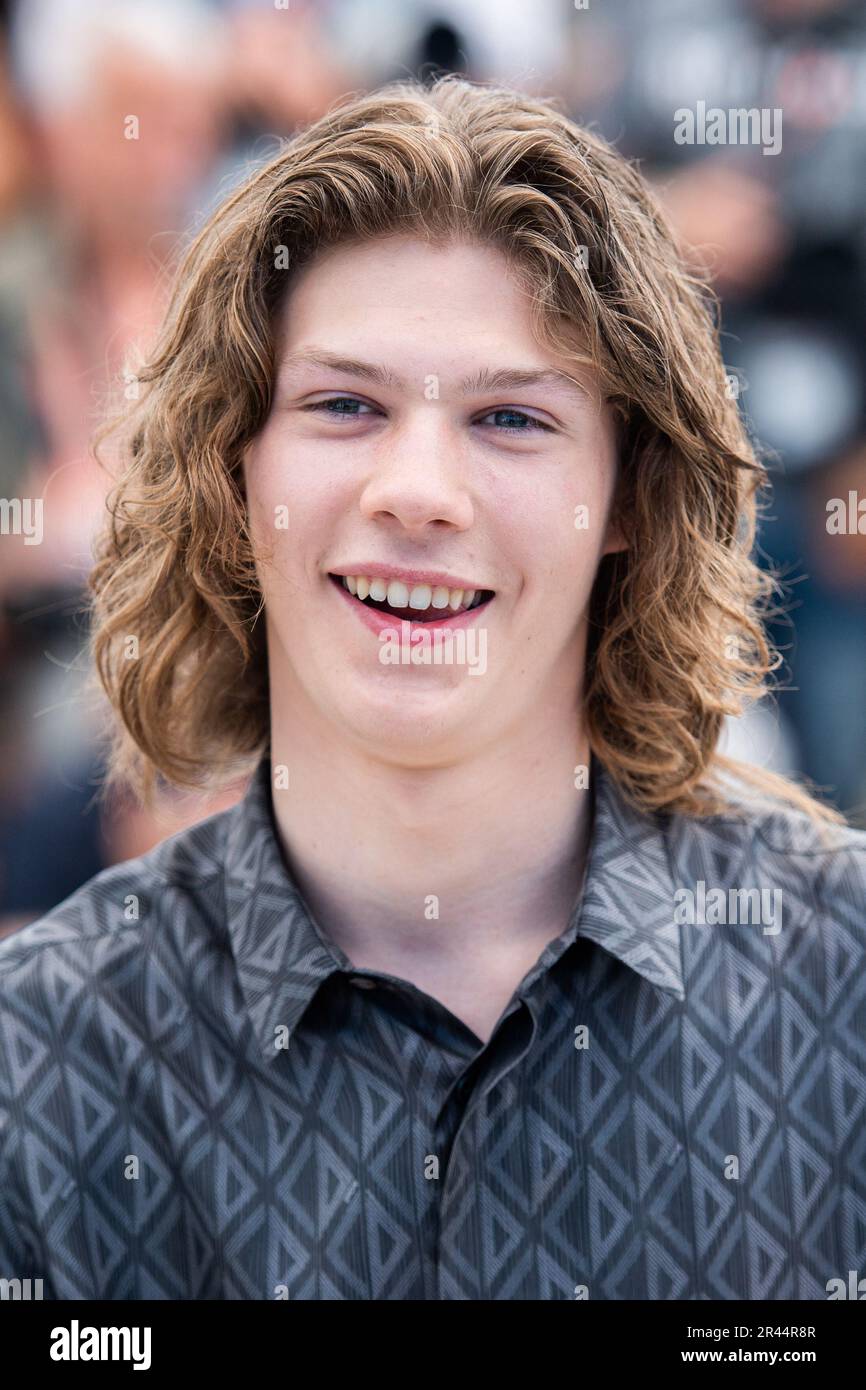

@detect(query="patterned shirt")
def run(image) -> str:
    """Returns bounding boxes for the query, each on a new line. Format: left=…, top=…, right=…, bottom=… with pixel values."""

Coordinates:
left=1, top=751, right=865, bottom=1300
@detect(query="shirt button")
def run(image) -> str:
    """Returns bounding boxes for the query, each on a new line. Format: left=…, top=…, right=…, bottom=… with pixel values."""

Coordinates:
left=348, top=975, right=377, bottom=989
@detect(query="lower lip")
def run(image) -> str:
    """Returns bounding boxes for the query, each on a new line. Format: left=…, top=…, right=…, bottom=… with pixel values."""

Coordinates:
left=329, top=576, right=493, bottom=634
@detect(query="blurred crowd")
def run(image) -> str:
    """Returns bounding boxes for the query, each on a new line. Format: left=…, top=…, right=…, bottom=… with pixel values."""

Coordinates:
left=1, top=0, right=864, bottom=933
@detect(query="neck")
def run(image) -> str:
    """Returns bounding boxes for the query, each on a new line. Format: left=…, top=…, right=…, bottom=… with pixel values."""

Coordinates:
left=267, top=667, right=593, bottom=979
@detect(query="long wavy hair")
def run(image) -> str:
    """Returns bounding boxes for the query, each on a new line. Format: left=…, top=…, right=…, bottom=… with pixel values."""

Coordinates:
left=89, top=75, right=845, bottom=832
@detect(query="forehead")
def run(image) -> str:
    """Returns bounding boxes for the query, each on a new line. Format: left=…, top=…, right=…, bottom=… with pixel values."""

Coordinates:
left=271, top=235, right=603, bottom=403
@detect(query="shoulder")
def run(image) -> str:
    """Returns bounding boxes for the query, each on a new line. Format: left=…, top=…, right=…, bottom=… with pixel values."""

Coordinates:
left=0, top=797, right=239, bottom=995
left=665, top=775, right=866, bottom=937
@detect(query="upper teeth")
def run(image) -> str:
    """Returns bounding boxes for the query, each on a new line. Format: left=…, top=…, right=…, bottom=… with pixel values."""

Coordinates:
left=341, top=576, right=484, bottom=613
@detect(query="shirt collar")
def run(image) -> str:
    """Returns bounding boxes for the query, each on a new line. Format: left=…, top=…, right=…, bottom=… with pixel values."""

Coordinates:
left=223, top=753, right=350, bottom=1063
left=565, top=753, right=686, bottom=1002
left=224, top=749, right=685, bottom=1063
left=494, top=753, right=686, bottom=1007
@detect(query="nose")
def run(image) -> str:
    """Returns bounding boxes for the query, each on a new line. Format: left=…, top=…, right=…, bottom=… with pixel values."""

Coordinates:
left=358, top=409, right=474, bottom=536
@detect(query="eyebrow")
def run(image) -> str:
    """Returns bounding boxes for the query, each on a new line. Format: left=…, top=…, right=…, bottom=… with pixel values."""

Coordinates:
left=277, top=351, right=592, bottom=402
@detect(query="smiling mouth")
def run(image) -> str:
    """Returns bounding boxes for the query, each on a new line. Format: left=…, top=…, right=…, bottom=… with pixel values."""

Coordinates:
left=328, top=574, right=494, bottom=623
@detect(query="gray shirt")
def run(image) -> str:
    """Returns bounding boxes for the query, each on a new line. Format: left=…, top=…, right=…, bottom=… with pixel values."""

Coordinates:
left=1, top=752, right=864, bottom=1299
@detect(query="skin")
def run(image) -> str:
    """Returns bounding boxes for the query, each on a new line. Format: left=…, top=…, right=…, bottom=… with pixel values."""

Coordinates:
left=242, top=235, right=626, bottom=1044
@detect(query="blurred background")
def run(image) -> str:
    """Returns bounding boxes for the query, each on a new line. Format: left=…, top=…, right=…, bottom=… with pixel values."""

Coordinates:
left=1, top=0, right=864, bottom=936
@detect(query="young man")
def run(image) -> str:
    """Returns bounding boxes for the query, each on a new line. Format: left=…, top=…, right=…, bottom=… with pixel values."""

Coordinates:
left=1, top=77, right=864, bottom=1302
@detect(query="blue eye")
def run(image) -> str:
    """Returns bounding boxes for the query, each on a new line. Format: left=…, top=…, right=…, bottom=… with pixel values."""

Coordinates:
left=481, top=408, right=552, bottom=434
left=304, top=397, right=552, bottom=433
left=305, top=396, right=376, bottom=417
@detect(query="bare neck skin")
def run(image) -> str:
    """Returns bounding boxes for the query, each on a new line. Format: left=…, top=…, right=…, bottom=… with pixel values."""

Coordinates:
left=267, top=642, right=593, bottom=1046
left=243, top=238, right=624, bottom=1046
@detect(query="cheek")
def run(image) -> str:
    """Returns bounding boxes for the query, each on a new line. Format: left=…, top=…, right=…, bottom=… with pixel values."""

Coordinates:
left=242, top=445, right=275, bottom=536
left=244, top=437, right=298, bottom=529
left=501, top=474, right=614, bottom=614
left=245, top=438, right=346, bottom=572
left=243, top=445, right=291, bottom=582
left=494, top=484, right=608, bottom=576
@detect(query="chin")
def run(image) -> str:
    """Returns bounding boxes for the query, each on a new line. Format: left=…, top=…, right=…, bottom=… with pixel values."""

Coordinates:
left=329, top=677, right=480, bottom=760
